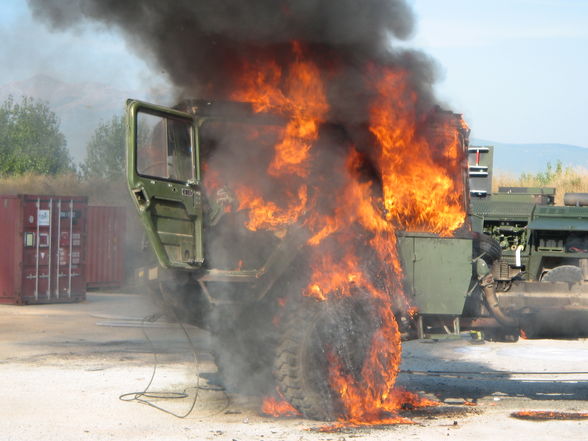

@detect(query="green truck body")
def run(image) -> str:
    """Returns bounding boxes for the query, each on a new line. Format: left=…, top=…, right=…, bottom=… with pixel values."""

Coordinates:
left=126, top=99, right=478, bottom=326
left=125, top=99, right=588, bottom=419
left=467, top=147, right=588, bottom=336
left=127, top=99, right=588, bottom=332
left=472, top=198, right=588, bottom=283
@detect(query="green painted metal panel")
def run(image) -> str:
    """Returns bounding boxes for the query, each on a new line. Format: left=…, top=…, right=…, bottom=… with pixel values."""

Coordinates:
left=471, top=199, right=535, bottom=219
left=497, top=186, right=555, bottom=195
left=126, top=99, right=204, bottom=269
left=528, top=217, right=588, bottom=231
left=151, top=199, right=193, bottom=220
left=490, top=193, right=543, bottom=204
left=154, top=218, right=194, bottom=238
left=534, top=205, right=588, bottom=218
left=397, top=233, right=473, bottom=315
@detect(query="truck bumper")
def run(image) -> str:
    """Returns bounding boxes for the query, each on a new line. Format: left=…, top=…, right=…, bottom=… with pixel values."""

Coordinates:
left=497, top=281, right=588, bottom=313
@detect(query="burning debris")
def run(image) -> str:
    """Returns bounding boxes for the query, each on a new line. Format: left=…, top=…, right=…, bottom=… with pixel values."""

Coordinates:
left=511, top=411, right=588, bottom=421
left=29, top=0, right=469, bottom=425
left=261, top=390, right=301, bottom=418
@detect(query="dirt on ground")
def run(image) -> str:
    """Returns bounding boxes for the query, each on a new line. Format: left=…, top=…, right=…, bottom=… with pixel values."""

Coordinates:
left=1, top=292, right=587, bottom=440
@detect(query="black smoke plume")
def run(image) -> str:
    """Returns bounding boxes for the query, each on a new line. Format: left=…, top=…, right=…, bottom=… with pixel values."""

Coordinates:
left=27, top=1, right=469, bottom=413
left=27, top=0, right=439, bottom=120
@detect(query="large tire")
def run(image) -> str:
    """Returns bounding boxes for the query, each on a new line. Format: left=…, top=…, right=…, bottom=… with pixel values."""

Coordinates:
left=472, top=232, right=502, bottom=264
left=541, top=265, right=583, bottom=283
left=274, top=294, right=395, bottom=421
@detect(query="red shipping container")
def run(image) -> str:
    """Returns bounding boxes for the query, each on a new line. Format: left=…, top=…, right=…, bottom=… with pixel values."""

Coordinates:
left=86, top=206, right=126, bottom=289
left=0, top=195, right=87, bottom=304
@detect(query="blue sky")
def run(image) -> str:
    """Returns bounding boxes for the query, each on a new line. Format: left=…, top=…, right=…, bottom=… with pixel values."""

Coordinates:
left=1, top=0, right=587, bottom=148
left=409, top=0, right=588, bottom=147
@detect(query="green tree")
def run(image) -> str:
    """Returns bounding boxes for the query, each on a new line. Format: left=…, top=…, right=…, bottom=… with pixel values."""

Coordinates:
left=520, top=160, right=582, bottom=188
left=0, top=95, right=73, bottom=175
left=81, top=115, right=125, bottom=179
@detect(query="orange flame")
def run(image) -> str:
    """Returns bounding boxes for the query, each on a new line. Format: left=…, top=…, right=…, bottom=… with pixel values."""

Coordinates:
left=235, top=184, right=308, bottom=231
left=512, top=411, right=588, bottom=421
left=261, top=393, right=302, bottom=418
left=233, top=42, right=328, bottom=179
left=369, top=68, right=466, bottom=235
left=231, top=43, right=328, bottom=230
left=209, top=42, right=468, bottom=425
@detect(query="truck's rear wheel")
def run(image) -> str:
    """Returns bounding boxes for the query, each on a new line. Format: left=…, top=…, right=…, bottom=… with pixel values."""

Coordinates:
left=274, top=294, right=394, bottom=421
left=541, top=265, right=583, bottom=283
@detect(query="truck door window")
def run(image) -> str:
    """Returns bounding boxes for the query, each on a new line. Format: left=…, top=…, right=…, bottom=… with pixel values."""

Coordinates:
left=137, top=112, right=193, bottom=182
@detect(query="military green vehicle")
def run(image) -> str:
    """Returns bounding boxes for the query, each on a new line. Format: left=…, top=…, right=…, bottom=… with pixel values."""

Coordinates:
left=469, top=148, right=588, bottom=336
left=125, top=99, right=584, bottom=419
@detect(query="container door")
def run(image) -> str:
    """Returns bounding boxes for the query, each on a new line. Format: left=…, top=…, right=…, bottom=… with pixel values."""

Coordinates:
left=20, top=196, right=86, bottom=302
left=55, top=198, right=86, bottom=299
left=126, top=100, right=204, bottom=269
left=21, top=197, right=53, bottom=301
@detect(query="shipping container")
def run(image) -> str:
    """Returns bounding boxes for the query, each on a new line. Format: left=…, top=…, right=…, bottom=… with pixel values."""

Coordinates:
left=0, top=195, right=87, bottom=304
left=86, top=206, right=126, bottom=289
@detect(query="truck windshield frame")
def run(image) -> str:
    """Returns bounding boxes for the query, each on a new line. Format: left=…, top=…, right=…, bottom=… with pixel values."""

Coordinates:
left=133, top=106, right=198, bottom=185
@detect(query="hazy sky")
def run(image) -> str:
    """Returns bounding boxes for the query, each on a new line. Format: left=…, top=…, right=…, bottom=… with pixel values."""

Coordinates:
left=1, top=0, right=587, bottom=148
left=411, top=0, right=588, bottom=147
left=0, top=0, right=156, bottom=91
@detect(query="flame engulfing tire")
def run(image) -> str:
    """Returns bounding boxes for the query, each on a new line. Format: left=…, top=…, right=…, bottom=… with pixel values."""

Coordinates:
left=274, top=294, right=395, bottom=421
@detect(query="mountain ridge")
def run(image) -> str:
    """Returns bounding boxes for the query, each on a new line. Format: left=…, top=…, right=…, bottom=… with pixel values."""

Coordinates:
left=470, top=138, right=588, bottom=175
left=1, top=75, right=584, bottom=174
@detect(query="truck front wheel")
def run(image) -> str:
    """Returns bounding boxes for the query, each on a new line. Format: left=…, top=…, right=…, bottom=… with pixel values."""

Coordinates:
left=273, top=294, right=398, bottom=421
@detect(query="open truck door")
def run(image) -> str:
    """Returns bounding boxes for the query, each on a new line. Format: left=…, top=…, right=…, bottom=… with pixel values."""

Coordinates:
left=126, top=100, right=204, bottom=269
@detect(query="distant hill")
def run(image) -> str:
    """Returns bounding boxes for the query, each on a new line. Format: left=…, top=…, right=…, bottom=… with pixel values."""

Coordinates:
left=471, top=138, right=588, bottom=176
left=0, top=75, right=174, bottom=165
left=1, top=76, right=585, bottom=175
left=0, top=75, right=135, bottom=163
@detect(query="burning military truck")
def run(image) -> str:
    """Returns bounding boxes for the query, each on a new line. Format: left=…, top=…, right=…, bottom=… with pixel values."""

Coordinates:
left=119, top=7, right=588, bottom=425
left=101, top=0, right=482, bottom=423
left=125, top=74, right=480, bottom=424
left=127, top=94, right=588, bottom=422
left=27, top=0, right=487, bottom=422
left=27, top=0, right=588, bottom=424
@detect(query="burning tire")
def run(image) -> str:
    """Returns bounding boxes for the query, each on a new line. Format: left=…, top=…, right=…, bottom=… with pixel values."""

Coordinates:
left=273, top=294, right=387, bottom=421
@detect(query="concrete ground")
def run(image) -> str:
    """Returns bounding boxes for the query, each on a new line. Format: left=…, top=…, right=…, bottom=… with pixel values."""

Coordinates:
left=1, top=292, right=587, bottom=440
